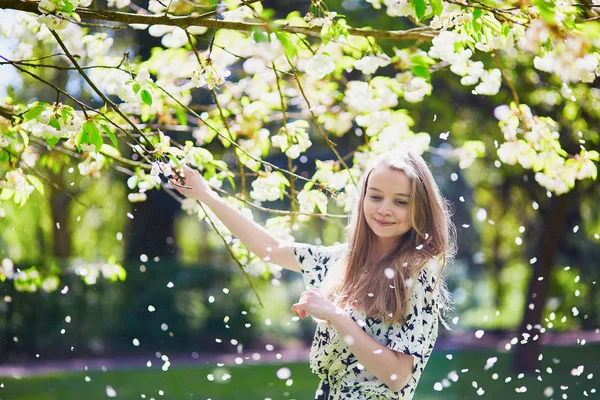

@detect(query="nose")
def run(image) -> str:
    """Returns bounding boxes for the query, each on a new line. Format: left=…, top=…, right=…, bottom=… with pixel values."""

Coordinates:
left=377, top=203, right=392, bottom=216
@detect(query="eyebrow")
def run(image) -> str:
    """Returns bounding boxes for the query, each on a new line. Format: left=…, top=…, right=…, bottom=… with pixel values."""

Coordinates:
left=367, top=187, right=410, bottom=197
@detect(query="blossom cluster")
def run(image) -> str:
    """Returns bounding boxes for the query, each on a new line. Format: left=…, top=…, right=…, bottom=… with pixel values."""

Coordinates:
left=495, top=104, right=598, bottom=194
left=429, top=32, right=502, bottom=96
left=270, top=120, right=313, bottom=159
left=249, top=172, right=289, bottom=202
left=36, top=0, right=93, bottom=30
left=20, top=103, right=82, bottom=139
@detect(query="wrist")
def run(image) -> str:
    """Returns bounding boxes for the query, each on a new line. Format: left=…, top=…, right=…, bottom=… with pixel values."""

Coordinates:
left=199, top=190, right=219, bottom=204
left=327, top=305, right=347, bottom=326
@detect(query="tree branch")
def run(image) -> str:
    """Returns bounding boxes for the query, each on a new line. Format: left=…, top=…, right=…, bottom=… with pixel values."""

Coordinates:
left=2, top=0, right=437, bottom=41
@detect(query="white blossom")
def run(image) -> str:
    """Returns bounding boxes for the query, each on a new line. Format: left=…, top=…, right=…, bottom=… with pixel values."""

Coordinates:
left=1, top=258, right=14, bottom=279
left=5, top=169, right=34, bottom=199
left=354, top=54, right=391, bottom=75
left=344, top=80, right=398, bottom=113
left=297, top=189, right=328, bottom=214
left=403, top=77, right=432, bottom=103
left=128, top=192, right=148, bottom=202
left=305, top=53, right=335, bottom=79
left=429, top=31, right=468, bottom=63
left=250, top=172, right=289, bottom=202
left=192, top=57, right=231, bottom=89
left=472, top=69, right=502, bottom=95
left=270, top=120, right=312, bottom=159
left=42, top=276, right=60, bottom=293
left=222, top=6, right=253, bottom=22
left=37, top=13, right=69, bottom=31
left=518, top=19, right=550, bottom=53
left=38, top=0, right=57, bottom=14
left=77, top=153, right=105, bottom=177
left=107, top=0, right=130, bottom=9
left=383, top=0, right=413, bottom=17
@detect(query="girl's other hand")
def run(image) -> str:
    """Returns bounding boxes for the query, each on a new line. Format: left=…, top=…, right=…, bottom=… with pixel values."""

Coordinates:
left=291, top=289, right=339, bottom=323
left=169, top=165, right=214, bottom=202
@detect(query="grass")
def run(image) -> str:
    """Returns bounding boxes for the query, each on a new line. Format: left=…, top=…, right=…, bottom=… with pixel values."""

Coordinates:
left=0, top=345, right=598, bottom=400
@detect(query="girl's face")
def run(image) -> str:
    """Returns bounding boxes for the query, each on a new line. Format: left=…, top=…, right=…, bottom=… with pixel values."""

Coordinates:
left=363, top=167, right=413, bottom=245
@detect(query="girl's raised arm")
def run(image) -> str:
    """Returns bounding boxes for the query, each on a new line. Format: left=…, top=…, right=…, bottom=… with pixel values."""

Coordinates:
left=170, top=165, right=300, bottom=273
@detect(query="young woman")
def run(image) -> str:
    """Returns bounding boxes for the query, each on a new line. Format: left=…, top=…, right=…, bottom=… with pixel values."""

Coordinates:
left=171, top=149, right=456, bottom=400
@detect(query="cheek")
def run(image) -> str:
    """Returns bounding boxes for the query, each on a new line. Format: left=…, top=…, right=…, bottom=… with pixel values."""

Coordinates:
left=395, top=207, right=411, bottom=221
left=363, top=200, right=374, bottom=216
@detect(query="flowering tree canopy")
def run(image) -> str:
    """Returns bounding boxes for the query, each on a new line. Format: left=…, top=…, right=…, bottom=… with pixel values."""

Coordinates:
left=1, top=0, right=599, bottom=301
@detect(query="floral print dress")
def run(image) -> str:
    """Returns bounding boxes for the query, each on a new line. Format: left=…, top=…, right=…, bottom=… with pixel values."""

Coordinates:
left=293, top=243, right=441, bottom=400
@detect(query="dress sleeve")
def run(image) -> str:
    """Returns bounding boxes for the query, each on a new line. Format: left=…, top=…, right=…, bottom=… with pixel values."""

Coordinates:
left=386, top=264, right=440, bottom=367
left=293, top=243, right=346, bottom=290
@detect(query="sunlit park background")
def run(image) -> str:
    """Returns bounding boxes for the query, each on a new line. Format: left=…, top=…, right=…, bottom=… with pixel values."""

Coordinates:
left=1, top=0, right=600, bottom=399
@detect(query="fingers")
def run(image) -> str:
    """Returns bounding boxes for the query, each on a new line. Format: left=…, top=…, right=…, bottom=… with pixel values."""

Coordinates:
left=291, top=302, right=308, bottom=319
left=168, top=179, right=192, bottom=190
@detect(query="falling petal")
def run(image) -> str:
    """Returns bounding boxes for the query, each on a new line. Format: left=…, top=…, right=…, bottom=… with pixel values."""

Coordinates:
left=276, top=367, right=291, bottom=380
left=105, top=386, right=117, bottom=397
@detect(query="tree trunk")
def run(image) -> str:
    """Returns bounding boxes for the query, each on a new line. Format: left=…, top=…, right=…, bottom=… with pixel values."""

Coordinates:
left=512, top=192, right=574, bottom=373
left=124, top=190, right=179, bottom=261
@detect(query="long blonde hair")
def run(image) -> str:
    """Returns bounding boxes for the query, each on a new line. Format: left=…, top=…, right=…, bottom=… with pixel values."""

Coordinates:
left=330, top=149, right=456, bottom=325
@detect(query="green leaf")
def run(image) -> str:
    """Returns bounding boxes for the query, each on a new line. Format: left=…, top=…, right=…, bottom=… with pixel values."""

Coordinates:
left=49, top=118, right=60, bottom=130
left=473, top=8, right=483, bottom=32
left=429, top=0, right=442, bottom=16
left=587, top=150, right=600, bottom=161
left=252, top=30, right=269, bottom=43
left=141, top=89, right=153, bottom=106
left=45, top=137, right=60, bottom=148
left=227, top=175, right=236, bottom=190
left=62, top=0, right=74, bottom=13
left=411, top=65, right=430, bottom=79
left=175, top=108, right=188, bottom=126
left=26, top=175, right=44, bottom=196
left=275, top=32, right=297, bottom=59
left=87, top=121, right=103, bottom=152
left=60, top=107, right=71, bottom=123
left=24, top=105, right=45, bottom=121
left=168, top=154, right=183, bottom=171
left=410, top=0, right=426, bottom=21
left=76, top=122, right=90, bottom=151
left=0, top=188, right=14, bottom=201
left=411, top=54, right=436, bottom=67
left=101, top=124, right=118, bottom=148
left=132, top=82, right=141, bottom=94
left=19, top=130, right=29, bottom=147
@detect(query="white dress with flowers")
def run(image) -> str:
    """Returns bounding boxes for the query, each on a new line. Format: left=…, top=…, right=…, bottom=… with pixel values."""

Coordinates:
left=293, top=243, right=441, bottom=400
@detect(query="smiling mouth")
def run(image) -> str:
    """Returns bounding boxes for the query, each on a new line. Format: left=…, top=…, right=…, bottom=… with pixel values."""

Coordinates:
left=374, top=219, right=395, bottom=226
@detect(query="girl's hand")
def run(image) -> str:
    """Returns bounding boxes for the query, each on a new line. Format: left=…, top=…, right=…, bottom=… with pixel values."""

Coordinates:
left=169, top=165, right=214, bottom=202
left=291, top=289, right=341, bottom=323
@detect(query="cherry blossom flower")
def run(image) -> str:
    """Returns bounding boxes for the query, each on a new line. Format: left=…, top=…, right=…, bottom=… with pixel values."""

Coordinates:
left=354, top=54, right=391, bottom=75
left=192, top=56, right=232, bottom=90
left=107, top=0, right=130, bottom=9
left=5, top=169, right=34, bottom=201
left=297, top=189, right=328, bottom=214
left=402, top=77, right=432, bottom=103
left=250, top=172, right=289, bottom=202
left=305, top=53, right=335, bottom=79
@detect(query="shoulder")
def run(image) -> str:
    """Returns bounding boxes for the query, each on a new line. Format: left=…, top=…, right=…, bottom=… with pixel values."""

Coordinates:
left=294, top=242, right=348, bottom=258
left=420, top=258, right=442, bottom=285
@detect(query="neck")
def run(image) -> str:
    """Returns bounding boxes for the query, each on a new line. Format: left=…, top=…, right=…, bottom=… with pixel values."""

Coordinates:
left=373, top=236, right=400, bottom=259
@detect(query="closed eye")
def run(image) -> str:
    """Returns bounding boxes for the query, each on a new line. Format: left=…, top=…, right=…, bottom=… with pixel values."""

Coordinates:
left=370, top=196, right=407, bottom=205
